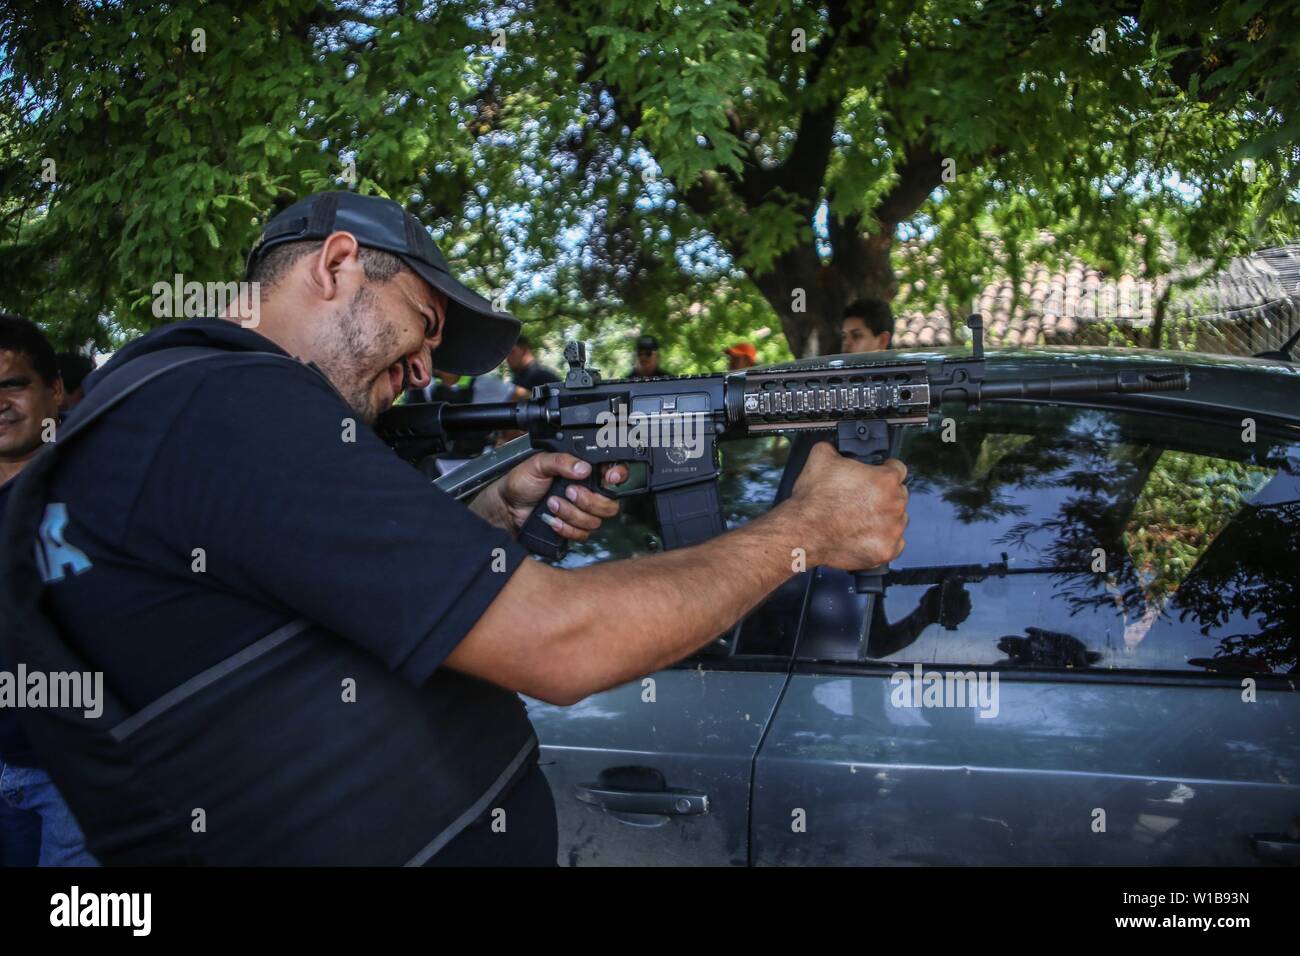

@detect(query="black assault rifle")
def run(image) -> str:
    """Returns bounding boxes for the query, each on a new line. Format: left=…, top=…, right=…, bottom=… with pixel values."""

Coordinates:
left=376, top=315, right=1189, bottom=595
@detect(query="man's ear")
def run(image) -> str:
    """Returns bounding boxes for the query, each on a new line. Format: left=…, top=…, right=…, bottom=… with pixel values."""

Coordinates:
left=308, top=231, right=363, bottom=302
left=879, top=331, right=892, bottom=349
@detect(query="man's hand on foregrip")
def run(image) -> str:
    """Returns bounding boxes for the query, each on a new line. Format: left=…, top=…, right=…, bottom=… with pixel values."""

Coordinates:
left=494, top=453, right=628, bottom=547
left=786, top=442, right=909, bottom=571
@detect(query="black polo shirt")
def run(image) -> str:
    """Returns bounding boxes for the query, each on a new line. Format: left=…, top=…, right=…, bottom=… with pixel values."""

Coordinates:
left=30, top=319, right=556, bottom=862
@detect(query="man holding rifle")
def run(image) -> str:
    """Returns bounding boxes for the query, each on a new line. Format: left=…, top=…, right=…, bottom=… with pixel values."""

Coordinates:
left=0, top=192, right=908, bottom=866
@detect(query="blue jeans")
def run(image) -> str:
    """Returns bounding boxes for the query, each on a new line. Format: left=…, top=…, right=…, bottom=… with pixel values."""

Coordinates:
left=0, top=761, right=99, bottom=867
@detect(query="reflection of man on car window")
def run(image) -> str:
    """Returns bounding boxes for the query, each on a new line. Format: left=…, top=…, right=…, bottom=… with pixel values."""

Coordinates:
left=868, top=576, right=972, bottom=658
left=800, top=568, right=972, bottom=661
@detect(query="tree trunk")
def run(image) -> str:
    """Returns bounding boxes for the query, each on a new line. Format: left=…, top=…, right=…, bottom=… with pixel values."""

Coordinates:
left=753, top=230, right=897, bottom=358
left=743, top=138, right=941, bottom=358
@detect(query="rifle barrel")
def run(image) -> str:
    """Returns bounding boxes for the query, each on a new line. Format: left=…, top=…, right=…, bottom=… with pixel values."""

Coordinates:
left=979, top=369, right=1190, bottom=402
left=439, top=401, right=525, bottom=431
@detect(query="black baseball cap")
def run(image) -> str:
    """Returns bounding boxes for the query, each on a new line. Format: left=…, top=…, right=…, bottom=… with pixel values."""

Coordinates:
left=245, top=191, right=520, bottom=375
left=635, top=334, right=659, bottom=352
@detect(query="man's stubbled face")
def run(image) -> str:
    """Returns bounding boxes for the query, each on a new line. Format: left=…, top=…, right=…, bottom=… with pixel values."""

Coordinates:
left=310, top=271, right=442, bottom=425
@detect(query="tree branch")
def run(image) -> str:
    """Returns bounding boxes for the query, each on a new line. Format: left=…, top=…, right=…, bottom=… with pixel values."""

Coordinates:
left=874, top=135, right=944, bottom=227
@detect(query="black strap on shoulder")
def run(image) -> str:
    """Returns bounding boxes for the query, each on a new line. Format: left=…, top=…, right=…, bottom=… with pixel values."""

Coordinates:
left=65, top=346, right=270, bottom=441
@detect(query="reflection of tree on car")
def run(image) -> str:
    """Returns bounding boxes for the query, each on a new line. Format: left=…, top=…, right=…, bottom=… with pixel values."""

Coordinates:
left=1164, top=498, right=1300, bottom=674
left=897, top=409, right=1077, bottom=523
left=986, top=428, right=1296, bottom=674
left=844, top=404, right=1298, bottom=676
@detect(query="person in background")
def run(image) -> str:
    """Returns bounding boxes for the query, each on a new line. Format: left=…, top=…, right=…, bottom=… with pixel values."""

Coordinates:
left=506, top=335, right=560, bottom=395
left=404, top=367, right=517, bottom=405
left=0, top=314, right=97, bottom=867
left=55, top=352, right=96, bottom=412
left=840, top=298, right=894, bottom=353
left=724, top=342, right=758, bottom=371
left=628, top=333, right=670, bottom=379
left=417, top=369, right=519, bottom=476
left=444, top=370, right=516, bottom=410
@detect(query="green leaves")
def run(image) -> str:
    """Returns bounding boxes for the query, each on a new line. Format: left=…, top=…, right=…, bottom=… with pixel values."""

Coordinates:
left=0, top=0, right=1293, bottom=358
left=0, top=0, right=480, bottom=347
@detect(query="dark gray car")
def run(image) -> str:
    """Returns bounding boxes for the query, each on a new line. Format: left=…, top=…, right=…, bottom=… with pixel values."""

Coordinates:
left=525, top=346, right=1300, bottom=866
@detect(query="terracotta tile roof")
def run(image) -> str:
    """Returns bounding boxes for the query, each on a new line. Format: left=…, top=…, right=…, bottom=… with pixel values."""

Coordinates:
left=890, top=241, right=1300, bottom=354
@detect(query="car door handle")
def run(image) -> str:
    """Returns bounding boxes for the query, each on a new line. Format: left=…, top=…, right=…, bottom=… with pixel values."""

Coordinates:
left=1251, top=833, right=1300, bottom=864
left=574, top=785, right=709, bottom=816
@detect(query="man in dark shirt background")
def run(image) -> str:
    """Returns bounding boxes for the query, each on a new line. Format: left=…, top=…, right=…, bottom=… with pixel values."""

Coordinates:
left=506, top=334, right=560, bottom=393
left=628, top=333, right=670, bottom=379
left=0, top=314, right=96, bottom=866
left=55, top=352, right=96, bottom=413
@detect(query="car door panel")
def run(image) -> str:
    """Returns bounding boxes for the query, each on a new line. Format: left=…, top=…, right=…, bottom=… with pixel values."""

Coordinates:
left=752, top=673, right=1300, bottom=865
left=752, top=404, right=1300, bottom=865
left=526, top=668, right=788, bottom=866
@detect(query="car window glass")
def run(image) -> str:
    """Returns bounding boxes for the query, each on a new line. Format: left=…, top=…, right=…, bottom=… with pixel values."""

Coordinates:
left=799, top=405, right=1299, bottom=676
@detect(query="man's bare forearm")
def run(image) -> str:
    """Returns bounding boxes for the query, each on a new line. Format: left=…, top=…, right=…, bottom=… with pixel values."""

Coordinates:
left=549, top=503, right=807, bottom=693
left=451, top=500, right=811, bottom=704
left=451, top=445, right=908, bottom=706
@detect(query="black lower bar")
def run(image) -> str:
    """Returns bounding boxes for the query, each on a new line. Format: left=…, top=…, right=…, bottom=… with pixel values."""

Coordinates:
left=980, top=369, right=1190, bottom=401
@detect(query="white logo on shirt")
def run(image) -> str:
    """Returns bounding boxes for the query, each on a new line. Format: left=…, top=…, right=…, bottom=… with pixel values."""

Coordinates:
left=35, top=502, right=93, bottom=583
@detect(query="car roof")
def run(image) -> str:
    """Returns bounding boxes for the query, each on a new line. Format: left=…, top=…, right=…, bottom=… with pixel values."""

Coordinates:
left=755, top=345, right=1300, bottom=429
